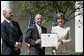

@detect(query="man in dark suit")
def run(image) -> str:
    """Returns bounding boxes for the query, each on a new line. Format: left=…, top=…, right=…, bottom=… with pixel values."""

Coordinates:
left=25, top=14, right=47, bottom=55
left=1, top=9, right=23, bottom=55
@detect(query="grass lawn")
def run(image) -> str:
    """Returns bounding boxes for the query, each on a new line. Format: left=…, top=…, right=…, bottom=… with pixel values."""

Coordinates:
left=20, top=52, right=29, bottom=55
left=20, top=52, right=52, bottom=55
left=20, top=52, right=83, bottom=55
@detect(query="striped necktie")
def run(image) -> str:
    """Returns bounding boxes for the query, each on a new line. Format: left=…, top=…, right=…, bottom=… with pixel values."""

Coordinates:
left=9, top=21, right=14, bottom=28
left=39, top=27, right=43, bottom=49
left=39, top=27, right=42, bottom=34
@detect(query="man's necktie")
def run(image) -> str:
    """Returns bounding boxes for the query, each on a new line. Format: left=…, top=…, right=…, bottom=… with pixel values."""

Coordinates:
left=39, top=27, right=42, bottom=34
left=10, top=21, right=14, bottom=28
left=39, top=27, right=43, bottom=49
left=9, top=21, right=16, bottom=32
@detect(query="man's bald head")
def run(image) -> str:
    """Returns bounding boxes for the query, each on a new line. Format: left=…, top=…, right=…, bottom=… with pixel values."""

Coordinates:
left=34, top=14, right=42, bottom=26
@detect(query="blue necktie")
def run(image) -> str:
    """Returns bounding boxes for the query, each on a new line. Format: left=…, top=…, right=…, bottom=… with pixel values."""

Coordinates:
left=10, top=21, right=14, bottom=28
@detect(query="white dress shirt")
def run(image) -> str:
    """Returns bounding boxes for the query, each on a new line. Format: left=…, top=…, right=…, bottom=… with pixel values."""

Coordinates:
left=35, top=23, right=42, bottom=35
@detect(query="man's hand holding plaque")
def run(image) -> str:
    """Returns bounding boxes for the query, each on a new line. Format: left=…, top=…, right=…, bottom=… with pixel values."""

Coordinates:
left=36, top=39, right=41, bottom=44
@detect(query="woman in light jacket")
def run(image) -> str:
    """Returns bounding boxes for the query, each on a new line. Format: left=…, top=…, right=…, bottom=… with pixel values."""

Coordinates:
left=51, top=12, right=71, bottom=55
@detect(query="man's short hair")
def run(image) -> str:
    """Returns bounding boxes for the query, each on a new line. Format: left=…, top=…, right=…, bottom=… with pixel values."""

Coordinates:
left=3, top=9, right=12, bottom=15
left=35, top=13, right=42, bottom=20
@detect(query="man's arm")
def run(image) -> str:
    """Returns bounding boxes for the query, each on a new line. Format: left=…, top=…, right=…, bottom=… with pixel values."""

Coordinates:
left=17, top=23, right=23, bottom=43
left=13, top=22, right=23, bottom=50
left=25, top=28, right=37, bottom=46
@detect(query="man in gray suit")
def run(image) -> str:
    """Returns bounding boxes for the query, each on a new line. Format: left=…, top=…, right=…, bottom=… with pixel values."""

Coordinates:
left=1, top=9, right=23, bottom=55
left=25, top=14, right=47, bottom=55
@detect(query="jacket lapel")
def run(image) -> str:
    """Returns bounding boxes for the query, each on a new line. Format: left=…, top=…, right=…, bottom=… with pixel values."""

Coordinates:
left=34, top=24, right=40, bottom=39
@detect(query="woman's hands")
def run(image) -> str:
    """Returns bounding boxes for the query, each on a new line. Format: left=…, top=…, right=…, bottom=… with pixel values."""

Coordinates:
left=58, top=38, right=63, bottom=44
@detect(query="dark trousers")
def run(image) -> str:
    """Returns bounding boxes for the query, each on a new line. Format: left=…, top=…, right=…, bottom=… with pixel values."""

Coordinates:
left=29, top=47, right=45, bottom=55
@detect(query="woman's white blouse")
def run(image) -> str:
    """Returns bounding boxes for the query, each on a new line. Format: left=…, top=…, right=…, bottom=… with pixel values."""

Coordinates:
left=51, top=26, right=71, bottom=44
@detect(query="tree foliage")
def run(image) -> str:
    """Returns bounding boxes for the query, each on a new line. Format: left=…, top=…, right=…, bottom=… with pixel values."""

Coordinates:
left=14, top=1, right=83, bottom=24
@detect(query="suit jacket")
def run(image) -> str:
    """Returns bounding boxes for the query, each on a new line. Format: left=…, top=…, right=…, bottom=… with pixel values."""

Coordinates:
left=1, top=20, right=23, bottom=55
left=25, top=24, right=47, bottom=55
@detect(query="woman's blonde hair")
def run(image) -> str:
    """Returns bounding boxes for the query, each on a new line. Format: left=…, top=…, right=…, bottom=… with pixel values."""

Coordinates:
left=56, top=12, right=65, bottom=21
